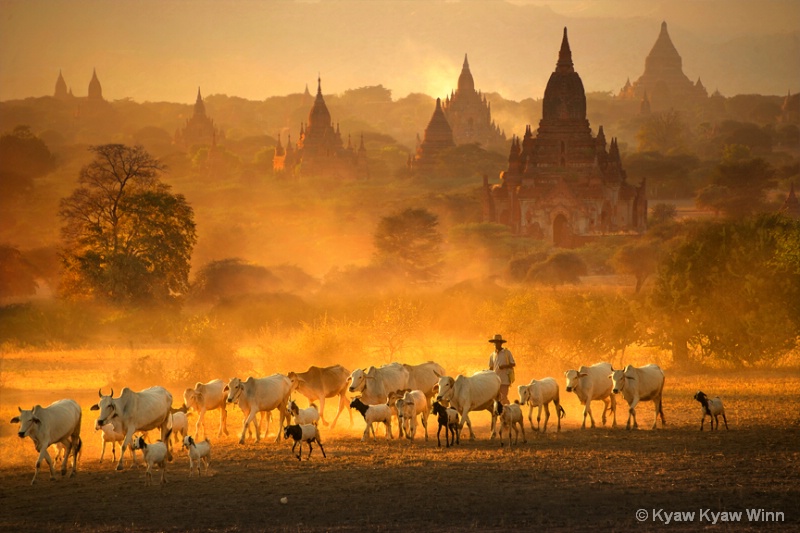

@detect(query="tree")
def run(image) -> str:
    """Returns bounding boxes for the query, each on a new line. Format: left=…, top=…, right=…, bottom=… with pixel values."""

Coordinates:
left=59, top=144, right=196, bottom=304
left=525, top=251, right=587, bottom=287
left=695, top=146, right=776, bottom=218
left=0, top=245, right=38, bottom=300
left=611, top=240, right=660, bottom=293
left=373, top=208, right=443, bottom=283
left=0, top=125, right=56, bottom=199
left=648, top=215, right=800, bottom=367
left=636, top=110, right=688, bottom=155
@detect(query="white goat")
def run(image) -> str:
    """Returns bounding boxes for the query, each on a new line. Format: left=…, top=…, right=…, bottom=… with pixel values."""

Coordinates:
left=182, top=436, right=211, bottom=475
left=97, top=419, right=130, bottom=463
left=349, top=397, right=393, bottom=441
left=132, top=434, right=171, bottom=486
left=287, top=400, right=320, bottom=426
left=494, top=400, right=526, bottom=446
left=694, top=391, right=729, bottom=430
left=395, top=390, right=429, bottom=441
left=171, top=409, right=190, bottom=446
left=282, top=424, right=326, bottom=461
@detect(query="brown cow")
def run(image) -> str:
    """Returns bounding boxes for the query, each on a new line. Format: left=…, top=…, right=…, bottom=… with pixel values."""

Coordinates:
left=288, top=365, right=352, bottom=428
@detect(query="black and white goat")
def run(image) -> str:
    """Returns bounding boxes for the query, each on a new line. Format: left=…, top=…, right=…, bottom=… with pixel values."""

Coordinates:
left=431, top=400, right=460, bottom=448
left=282, top=424, right=326, bottom=460
left=494, top=400, right=526, bottom=446
left=349, top=397, right=393, bottom=441
left=182, top=435, right=211, bottom=475
left=693, top=391, right=728, bottom=431
left=132, top=432, right=171, bottom=486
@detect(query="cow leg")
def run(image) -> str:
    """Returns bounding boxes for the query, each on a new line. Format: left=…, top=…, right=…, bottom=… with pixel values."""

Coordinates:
left=610, top=394, right=617, bottom=427
left=318, top=396, right=329, bottom=427
left=422, top=413, right=428, bottom=441
left=35, top=445, right=56, bottom=484
left=658, top=398, right=667, bottom=428
left=196, top=409, right=206, bottom=439
left=118, top=430, right=136, bottom=470
left=240, top=408, right=256, bottom=444
left=520, top=420, right=527, bottom=443
left=460, top=407, right=476, bottom=440
left=722, top=413, right=729, bottom=430
left=542, top=403, right=551, bottom=433
left=385, top=420, right=393, bottom=440
left=220, top=406, right=229, bottom=436
left=583, top=401, right=594, bottom=428
left=100, top=437, right=107, bottom=462
left=274, top=407, right=288, bottom=443
left=628, top=395, right=640, bottom=430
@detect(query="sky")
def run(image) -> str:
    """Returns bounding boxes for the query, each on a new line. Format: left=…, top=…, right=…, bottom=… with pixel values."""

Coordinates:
left=1, top=0, right=798, bottom=104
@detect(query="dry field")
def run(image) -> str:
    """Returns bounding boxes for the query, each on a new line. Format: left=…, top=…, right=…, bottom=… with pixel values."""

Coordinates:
left=1, top=348, right=799, bottom=532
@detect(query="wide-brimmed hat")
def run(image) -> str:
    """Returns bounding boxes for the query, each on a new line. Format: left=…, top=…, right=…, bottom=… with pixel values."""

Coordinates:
left=488, top=334, right=507, bottom=344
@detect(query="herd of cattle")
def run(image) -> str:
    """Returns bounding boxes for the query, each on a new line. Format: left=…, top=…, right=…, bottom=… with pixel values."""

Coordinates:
left=8, top=360, right=729, bottom=485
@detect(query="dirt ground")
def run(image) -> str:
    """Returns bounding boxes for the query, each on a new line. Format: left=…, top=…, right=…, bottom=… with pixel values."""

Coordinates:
left=1, top=378, right=799, bottom=532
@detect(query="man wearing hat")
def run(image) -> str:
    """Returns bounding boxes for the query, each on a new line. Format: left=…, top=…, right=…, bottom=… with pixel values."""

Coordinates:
left=488, top=334, right=516, bottom=404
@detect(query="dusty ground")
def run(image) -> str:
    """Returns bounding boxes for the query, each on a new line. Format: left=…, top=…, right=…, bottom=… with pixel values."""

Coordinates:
left=1, top=374, right=799, bottom=532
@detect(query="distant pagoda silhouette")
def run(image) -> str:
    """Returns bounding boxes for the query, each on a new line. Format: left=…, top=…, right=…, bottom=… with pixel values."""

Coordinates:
left=484, top=28, right=647, bottom=246
left=274, top=76, right=368, bottom=179
left=174, top=87, right=225, bottom=148
left=441, top=54, right=506, bottom=150
left=618, top=21, right=708, bottom=110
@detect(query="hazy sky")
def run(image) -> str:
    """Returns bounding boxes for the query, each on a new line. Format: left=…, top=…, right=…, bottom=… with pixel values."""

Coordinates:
left=1, top=0, right=798, bottom=103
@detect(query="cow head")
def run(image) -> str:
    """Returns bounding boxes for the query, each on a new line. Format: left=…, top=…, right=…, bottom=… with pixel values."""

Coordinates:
left=226, top=378, right=244, bottom=404
left=10, top=406, right=41, bottom=439
left=183, top=388, right=198, bottom=410
left=610, top=369, right=627, bottom=394
left=435, top=376, right=455, bottom=403
left=348, top=368, right=368, bottom=394
left=92, top=388, right=117, bottom=429
left=564, top=370, right=586, bottom=393
left=518, top=385, right=531, bottom=405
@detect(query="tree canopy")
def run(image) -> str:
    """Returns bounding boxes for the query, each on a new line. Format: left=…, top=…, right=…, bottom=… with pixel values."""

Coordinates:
left=373, top=207, right=443, bottom=283
left=59, top=144, right=196, bottom=304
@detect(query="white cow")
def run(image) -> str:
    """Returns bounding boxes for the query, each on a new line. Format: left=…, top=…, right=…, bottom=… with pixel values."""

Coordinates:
left=518, top=377, right=565, bottom=433
left=565, top=363, right=617, bottom=429
left=226, top=374, right=293, bottom=444
left=611, top=364, right=666, bottom=430
left=10, top=399, right=82, bottom=485
left=434, top=371, right=501, bottom=440
left=403, top=362, right=447, bottom=400
left=288, top=365, right=352, bottom=428
left=348, top=363, right=410, bottom=405
left=183, top=379, right=229, bottom=438
left=91, top=386, right=173, bottom=471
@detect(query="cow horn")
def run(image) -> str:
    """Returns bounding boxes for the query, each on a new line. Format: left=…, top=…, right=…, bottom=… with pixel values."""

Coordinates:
left=98, top=388, right=103, bottom=398
left=110, top=388, right=114, bottom=397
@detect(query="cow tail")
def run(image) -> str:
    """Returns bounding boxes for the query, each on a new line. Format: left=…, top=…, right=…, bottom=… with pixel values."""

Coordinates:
left=558, top=405, right=566, bottom=419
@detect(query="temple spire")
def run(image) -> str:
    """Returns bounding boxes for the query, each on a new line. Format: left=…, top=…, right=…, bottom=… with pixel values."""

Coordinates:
left=556, top=27, right=574, bottom=73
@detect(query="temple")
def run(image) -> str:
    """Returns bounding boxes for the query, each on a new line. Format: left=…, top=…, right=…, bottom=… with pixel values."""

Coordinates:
left=274, top=77, right=368, bottom=179
left=174, top=88, right=225, bottom=149
left=409, top=97, right=455, bottom=172
left=88, top=68, right=104, bottom=101
left=780, top=183, right=800, bottom=219
left=618, top=22, right=707, bottom=110
left=483, top=28, right=647, bottom=246
left=442, top=55, right=506, bottom=150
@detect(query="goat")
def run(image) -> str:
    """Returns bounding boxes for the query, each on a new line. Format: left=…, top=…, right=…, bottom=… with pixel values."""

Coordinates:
left=283, top=424, right=326, bottom=461
left=431, top=400, right=460, bottom=447
left=494, top=400, right=526, bottom=446
left=349, top=397, right=393, bottom=441
left=132, top=432, right=171, bottom=486
left=287, top=400, right=320, bottom=426
left=182, top=436, right=211, bottom=475
left=694, top=391, right=728, bottom=431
